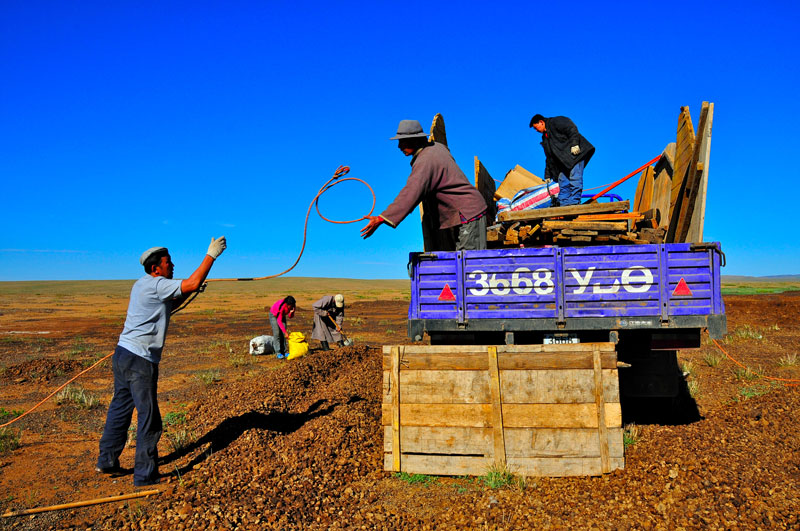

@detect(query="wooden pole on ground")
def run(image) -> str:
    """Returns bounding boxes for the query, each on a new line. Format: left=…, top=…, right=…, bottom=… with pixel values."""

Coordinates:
left=2, top=490, right=161, bottom=518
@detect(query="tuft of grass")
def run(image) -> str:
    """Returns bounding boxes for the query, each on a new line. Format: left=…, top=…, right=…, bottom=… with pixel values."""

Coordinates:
left=66, top=336, right=93, bottom=358
left=687, top=380, right=701, bottom=398
left=348, top=316, right=365, bottom=327
left=703, top=351, right=724, bottom=367
left=623, top=423, right=641, bottom=447
left=378, top=320, right=391, bottom=326
left=163, top=411, right=187, bottom=426
left=738, top=384, right=771, bottom=400
left=394, top=472, right=436, bottom=486
left=165, top=428, right=195, bottom=453
left=725, top=325, right=765, bottom=343
left=126, top=426, right=136, bottom=448
left=778, top=353, right=798, bottom=367
left=481, top=463, right=515, bottom=489
left=228, top=349, right=250, bottom=368
left=56, top=384, right=101, bottom=409
left=385, top=329, right=396, bottom=335
left=194, top=369, right=221, bottom=385
left=732, top=366, right=761, bottom=381
left=0, top=427, right=22, bottom=454
left=680, top=361, right=695, bottom=377
left=0, top=408, right=23, bottom=423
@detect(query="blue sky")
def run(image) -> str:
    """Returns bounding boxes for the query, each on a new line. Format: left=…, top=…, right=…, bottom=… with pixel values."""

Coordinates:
left=2, top=1, right=799, bottom=280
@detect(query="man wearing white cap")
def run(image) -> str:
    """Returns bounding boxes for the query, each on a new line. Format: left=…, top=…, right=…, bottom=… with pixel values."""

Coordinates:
left=96, top=237, right=226, bottom=486
left=310, top=294, right=345, bottom=350
left=360, top=119, right=488, bottom=251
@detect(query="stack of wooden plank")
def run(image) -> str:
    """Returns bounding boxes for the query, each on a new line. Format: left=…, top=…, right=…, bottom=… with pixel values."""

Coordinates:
left=488, top=200, right=666, bottom=247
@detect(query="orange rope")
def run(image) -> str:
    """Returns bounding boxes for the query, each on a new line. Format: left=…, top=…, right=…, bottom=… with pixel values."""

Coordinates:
left=206, top=165, right=374, bottom=282
left=1, top=166, right=375, bottom=428
left=711, top=337, right=800, bottom=385
left=584, top=155, right=661, bottom=203
left=0, top=351, right=114, bottom=428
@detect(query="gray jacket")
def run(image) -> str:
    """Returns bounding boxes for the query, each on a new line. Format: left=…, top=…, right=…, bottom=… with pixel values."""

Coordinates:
left=380, top=143, right=487, bottom=230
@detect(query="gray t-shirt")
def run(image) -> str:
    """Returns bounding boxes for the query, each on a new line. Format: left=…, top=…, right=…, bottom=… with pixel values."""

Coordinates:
left=117, top=275, right=183, bottom=364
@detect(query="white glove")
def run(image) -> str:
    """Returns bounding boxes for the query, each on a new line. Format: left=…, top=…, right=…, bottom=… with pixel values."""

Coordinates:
left=571, top=145, right=580, bottom=156
left=207, top=236, right=227, bottom=259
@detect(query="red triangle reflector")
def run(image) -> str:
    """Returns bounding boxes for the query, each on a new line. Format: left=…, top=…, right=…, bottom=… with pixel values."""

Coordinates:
left=672, top=278, right=693, bottom=297
left=438, top=283, right=456, bottom=301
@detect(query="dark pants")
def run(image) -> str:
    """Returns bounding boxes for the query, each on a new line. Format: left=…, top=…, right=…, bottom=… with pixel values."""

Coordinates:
left=97, top=346, right=161, bottom=486
left=269, top=313, right=286, bottom=355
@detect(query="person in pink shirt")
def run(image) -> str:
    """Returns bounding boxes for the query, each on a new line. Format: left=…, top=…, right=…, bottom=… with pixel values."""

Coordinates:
left=269, top=296, right=296, bottom=359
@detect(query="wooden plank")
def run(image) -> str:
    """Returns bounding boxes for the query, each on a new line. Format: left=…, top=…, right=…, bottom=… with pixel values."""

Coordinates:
left=487, top=346, right=506, bottom=466
left=391, top=346, right=401, bottom=472
left=383, top=426, right=624, bottom=458
left=385, top=453, right=624, bottom=477
left=498, top=201, right=629, bottom=222
left=673, top=102, right=710, bottom=243
left=574, top=213, right=644, bottom=221
left=474, top=157, right=497, bottom=223
left=429, top=113, right=447, bottom=147
left=384, top=454, right=491, bottom=476
left=382, top=344, right=617, bottom=355
left=542, top=220, right=627, bottom=231
left=381, top=403, right=622, bottom=428
left=671, top=106, right=695, bottom=220
left=633, top=166, right=655, bottom=213
left=593, top=344, right=611, bottom=474
left=561, top=229, right=598, bottom=236
left=651, top=144, right=675, bottom=230
left=686, top=102, right=713, bottom=243
left=382, top=350, right=618, bottom=371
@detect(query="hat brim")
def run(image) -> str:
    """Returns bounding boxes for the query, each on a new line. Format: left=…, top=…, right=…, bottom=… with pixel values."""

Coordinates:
left=390, top=132, right=430, bottom=140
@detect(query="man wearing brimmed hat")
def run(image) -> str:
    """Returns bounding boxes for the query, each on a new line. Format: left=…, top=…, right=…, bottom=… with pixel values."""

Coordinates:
left=310, top=293, right=345, bottom=350
left=360, top=119, right=488, bottom=251
left=96, top=237, right=226, bottom=486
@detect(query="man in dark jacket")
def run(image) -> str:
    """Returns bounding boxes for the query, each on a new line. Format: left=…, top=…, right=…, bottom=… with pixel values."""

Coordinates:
left=360, top=119, right=488, bottom=251
left=530, top=114, right=595, bottom=206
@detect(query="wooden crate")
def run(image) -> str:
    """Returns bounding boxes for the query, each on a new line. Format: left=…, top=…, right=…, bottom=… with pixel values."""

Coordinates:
left=382, top=343, right=624, bottom=477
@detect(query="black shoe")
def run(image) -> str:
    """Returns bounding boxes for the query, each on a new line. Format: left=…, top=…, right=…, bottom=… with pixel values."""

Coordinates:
left=95, top=464, right=125, bottom=476
left=134, top=474, right=160, bottom=486
left=320, top=341, right=330, bottom=351
left=337, top=340, right=344, bottom=347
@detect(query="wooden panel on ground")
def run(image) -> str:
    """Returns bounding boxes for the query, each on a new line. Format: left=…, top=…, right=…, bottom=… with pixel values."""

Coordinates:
left=382, top=343, right=624, bottom=477
left=475, top=157, right=497, bottom=223
left=495, top=165, right=544, bottom=200
left=633, top=166, right=655, bottom=213
left=672, top=102, right=710, bottom=243
left=686, top=102, right=714, bottom=243
left=671, top=106, right=695, bottom=222
left=651, top=143, right=675, bottom=230
left=498, top=200, right=630, bottom=223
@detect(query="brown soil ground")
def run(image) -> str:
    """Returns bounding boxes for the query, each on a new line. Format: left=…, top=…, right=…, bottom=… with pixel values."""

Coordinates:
left=1, top=282, right=799, bottom=530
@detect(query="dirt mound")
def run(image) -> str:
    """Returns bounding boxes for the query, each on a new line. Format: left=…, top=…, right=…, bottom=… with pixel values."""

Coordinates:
left=1, top=358, right=86, bottom=383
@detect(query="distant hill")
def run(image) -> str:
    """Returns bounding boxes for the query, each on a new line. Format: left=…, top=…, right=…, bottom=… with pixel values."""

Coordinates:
left=722, top=274, right=800, bottom=283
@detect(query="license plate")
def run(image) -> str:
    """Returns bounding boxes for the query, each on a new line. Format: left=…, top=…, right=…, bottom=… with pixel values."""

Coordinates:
left=543, top=333, right=579, bottom=344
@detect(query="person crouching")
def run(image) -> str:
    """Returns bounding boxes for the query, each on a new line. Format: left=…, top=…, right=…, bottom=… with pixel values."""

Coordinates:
left=268, top=296, right=295, bottom=359
left=311, top=294, right=345, bottom=350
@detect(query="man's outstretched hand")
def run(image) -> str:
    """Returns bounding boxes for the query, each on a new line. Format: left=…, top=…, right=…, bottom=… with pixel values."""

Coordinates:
left=360, top=216, right=384, bottom=239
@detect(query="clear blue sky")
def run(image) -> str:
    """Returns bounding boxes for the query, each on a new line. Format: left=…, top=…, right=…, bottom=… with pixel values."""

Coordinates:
left=2, top=1, right=798, bottom=280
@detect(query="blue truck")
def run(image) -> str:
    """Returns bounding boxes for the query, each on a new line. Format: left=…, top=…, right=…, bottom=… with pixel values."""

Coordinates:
left=407, top=242, right=726, bottom=399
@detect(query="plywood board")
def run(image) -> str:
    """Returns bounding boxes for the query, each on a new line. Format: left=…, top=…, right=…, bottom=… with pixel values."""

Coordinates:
left=651, top=144, right=675, bottom=230
left=633, top=166, right=655, bottom=213
left=381, top=403, right=622, bottom=429
left=384, top=453, right=625, bottom=477
left=498, top=200, right=629, bottom=222
left=671, top=107, right=695, bottom=219
left=686, top=102, right=713, bottom=243
left=382, top=350, right=618, bottom=371
left=474, top=157, right=497, bottom=222
left=382, top=368, right=620, bottom=404
left=429, top=113, right=447, bottom=147
left=383, top=426, right=624, bottom=458
left=673, top=102, right=710, bottom=243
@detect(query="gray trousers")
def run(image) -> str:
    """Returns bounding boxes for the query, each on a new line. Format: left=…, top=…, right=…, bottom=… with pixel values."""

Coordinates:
left=269, top=313, right=286, bottom=354
left=456, top=215, right=487, bottom=251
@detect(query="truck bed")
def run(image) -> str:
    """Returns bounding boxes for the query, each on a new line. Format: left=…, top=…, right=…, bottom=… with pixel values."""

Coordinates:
left=407, top=243, right=726, bottom=342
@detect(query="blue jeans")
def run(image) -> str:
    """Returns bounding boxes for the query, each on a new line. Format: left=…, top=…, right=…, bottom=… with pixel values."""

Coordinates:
left=557, top=160, right=585, bottom=206
left=97, top=346, right=161, bottom=485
